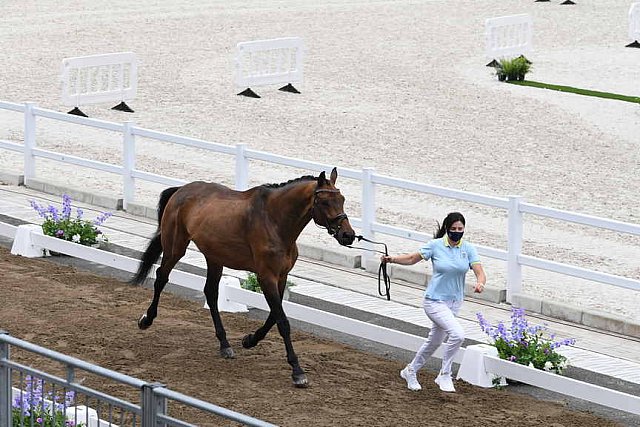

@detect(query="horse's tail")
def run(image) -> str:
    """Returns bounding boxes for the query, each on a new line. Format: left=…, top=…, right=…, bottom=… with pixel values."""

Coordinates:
left=130, top=186, right=182, bottom=284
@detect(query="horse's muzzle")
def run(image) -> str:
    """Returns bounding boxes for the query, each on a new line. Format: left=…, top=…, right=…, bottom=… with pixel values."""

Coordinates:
left=336, top=228, right=356, bottom=246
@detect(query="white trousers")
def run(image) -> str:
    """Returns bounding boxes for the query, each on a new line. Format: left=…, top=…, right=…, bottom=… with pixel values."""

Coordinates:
left=409, top=299, right=465, bottom=377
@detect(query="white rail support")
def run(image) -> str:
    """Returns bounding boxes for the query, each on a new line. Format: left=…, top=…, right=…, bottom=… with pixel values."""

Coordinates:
left=123, top=121, right=136, bottom=210
left=507, top=195, right=523, bottom=303
left=10, top=224, right=47, bottom=258
left=60, top=52, right=138, bottom=107
left=630, top=3, right=640, bottom=44
left=485, top=14, right=533, bottom=60
left=457, top=344, right=507, bottom=388
left=235, top=37, right=304, bottom=90
left=235, top=143, right=249, bottom=190
left=23, top=102, right=36, bottom=181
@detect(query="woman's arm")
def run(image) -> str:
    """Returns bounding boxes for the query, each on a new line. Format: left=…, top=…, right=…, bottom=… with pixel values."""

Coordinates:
left=381, top=252, right=422, bottom=266
left=471, top=263, right=486, bottom=293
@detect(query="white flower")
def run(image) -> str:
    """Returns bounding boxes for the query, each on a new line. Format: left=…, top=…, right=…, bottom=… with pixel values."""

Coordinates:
left=528, top=362, right=535, bottom=368
left=72, top=234, right=81, bottom=243
left=544, top=361, right=553, bottom=371
left=96, top=234, right=105, bottom=242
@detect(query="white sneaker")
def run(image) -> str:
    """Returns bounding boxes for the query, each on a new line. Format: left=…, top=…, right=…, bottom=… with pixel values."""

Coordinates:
left=435, top=374, right=456, bottom=392
left=400, top=365, right=422, bottom=391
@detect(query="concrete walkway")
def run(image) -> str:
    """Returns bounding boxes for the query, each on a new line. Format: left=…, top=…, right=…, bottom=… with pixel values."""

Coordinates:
left=1, top=184, right=639, bottom=396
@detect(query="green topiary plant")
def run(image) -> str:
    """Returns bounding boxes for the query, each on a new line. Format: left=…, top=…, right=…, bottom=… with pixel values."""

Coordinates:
left=496, top=56, right=531, bottom=82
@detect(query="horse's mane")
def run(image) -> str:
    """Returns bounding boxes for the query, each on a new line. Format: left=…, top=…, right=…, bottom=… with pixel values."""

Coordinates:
left=261, top=175, right=317, bottom=189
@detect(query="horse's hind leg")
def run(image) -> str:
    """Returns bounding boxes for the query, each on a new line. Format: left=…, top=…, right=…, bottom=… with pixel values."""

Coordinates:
left=241, top=275, right=286, bottom=348
left=203, top=262, right=234, bottom=359
left=138, top=234, right=189, bottom=330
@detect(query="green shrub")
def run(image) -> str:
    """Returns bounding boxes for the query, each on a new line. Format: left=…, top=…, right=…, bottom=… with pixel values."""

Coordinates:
left=241, top=272, right=295, bottom=293
left=496, top=56, right=531, bottom=82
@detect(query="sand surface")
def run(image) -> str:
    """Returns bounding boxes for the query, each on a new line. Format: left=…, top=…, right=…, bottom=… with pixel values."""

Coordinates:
left=0, top=246, right=625, bottom=427
left=0, top=0, right=639, bottom=320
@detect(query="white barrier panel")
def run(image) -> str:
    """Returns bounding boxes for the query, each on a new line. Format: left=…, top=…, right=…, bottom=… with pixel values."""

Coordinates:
left=630, top=3, right=640, bottom=42
left=485, top=14, right=533, bottom=60
left=235, top=37, right=304, bottom=88
left=60, top=52, right=138, bottom=106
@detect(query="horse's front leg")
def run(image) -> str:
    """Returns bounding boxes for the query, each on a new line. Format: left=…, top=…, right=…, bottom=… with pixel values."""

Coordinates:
left=243, top=274, right=307, bottom=388
left=203, top=263, right=234, bottom=359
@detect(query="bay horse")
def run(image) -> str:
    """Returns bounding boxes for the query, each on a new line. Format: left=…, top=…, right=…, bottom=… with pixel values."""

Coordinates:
left=131, top=167, right=355, bottom=387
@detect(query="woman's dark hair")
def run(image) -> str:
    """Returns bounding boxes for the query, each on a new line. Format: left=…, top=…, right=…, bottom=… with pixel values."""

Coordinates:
left=434, top=212, right=466, bottom=239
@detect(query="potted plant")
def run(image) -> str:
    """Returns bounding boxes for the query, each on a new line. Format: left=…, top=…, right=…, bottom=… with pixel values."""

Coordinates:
left=241, top=272, right=295, bottom=300
left=495, top=56, right=532, bottom=82
left=30, top=194, right=112, bottom=249
left=476, top=307, right=575, bottom=375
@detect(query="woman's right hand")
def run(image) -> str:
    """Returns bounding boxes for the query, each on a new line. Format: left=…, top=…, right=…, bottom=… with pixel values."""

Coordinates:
left=381, top=255, right=393, bottom=264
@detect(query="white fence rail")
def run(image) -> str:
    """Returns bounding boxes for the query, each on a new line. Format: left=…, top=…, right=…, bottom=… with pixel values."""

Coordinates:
left=2, top=222, right=639, bottom=417
left=0, top=101, right=639, bottom=303
left=235, top=37, right=304, bottom=89
left=485, top=14, right=533, bottom=60
left=630, top=2, right=640, bottom=43
left=60, top=52, right=138, bottom=107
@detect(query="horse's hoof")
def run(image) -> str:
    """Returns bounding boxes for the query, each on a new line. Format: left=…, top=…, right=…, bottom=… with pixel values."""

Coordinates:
left=220, top=347, right=235, bottom=359
left=242, top=334, right=255, bottom=349
left=292, top=373, right=309, bottom=388
left=137, top=314, right=151, bottom=330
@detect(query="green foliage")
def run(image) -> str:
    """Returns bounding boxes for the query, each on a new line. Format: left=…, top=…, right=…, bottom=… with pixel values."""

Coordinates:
left=241, top=272, right=295, bottom=293
left=496, top=56, right=531, bottom=82
left=508, top=80, right=640, bottom=104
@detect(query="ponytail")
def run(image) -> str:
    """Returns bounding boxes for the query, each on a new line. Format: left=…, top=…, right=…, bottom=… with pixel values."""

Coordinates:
left=433, top=212, right=466, bottom=239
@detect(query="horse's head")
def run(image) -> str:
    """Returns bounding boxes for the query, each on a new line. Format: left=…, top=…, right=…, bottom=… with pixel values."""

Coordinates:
left=312, top=167, right=356, bottom=246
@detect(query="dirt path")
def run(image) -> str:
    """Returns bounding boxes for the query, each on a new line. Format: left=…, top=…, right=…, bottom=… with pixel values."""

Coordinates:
left=0, top=246, right=622, bottom=426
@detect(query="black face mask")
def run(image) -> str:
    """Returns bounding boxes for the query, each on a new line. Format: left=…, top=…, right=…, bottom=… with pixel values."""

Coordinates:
left=447, top=230, right=464, bottom=242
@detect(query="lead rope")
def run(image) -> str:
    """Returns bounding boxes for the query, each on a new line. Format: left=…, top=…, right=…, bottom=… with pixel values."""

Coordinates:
left=347, top=235, right=391, bottom=301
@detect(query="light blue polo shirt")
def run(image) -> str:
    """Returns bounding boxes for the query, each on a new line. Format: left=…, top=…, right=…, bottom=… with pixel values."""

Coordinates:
left=418, top=236, right=481, bottom=301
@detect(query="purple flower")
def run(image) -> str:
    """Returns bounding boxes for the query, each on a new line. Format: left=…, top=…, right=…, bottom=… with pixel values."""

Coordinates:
left=76, top=208, right=84, bottom=220
left=93, top=211, right=113, bottom=226
left=48, top=205, right=60, bottom=222
left=509, top=355, right=517, bottom=361
left=30, top=200, right=50, bottom=219
left=62, top=194, right=72, bottom=220
left=56, top=229, right=64, bottom=237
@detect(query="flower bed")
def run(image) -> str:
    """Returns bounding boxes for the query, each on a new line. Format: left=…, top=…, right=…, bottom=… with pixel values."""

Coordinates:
left=30, top=194, right=112, bottom=246
left=477, top=307, right=576, bottom=374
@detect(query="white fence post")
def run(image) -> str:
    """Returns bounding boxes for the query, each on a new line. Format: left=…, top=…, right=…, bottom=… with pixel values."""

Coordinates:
left=122, top=121, right=136, bottom=210
left=361, top=167, right=376, bottom=267
left=23, top=102, right=37, bottom=182
left=235, top=143, right=248, bottom=191
left=507, top=195, right=523, bottom=303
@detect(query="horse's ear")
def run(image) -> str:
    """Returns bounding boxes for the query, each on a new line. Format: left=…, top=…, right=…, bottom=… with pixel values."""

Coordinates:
left=318, top=171, right=327, bottom=185
left=330, top=167, right=338, bottom=185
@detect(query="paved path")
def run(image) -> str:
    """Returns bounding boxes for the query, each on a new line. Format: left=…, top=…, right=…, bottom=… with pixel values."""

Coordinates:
left=1, top=185, right=639, bottom=392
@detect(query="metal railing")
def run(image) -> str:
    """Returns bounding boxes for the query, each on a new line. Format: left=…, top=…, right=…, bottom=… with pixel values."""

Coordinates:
left=1, top=101, right=639, bottom=303
left=0, top=331, right=276, bottom=427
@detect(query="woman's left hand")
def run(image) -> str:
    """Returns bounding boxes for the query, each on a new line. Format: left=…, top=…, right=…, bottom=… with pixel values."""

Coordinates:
left=474, top=282, right=485, bottom=293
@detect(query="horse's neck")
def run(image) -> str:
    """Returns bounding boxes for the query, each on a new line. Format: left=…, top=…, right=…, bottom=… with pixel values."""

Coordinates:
left=267, top=182, right=315, bottom=242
